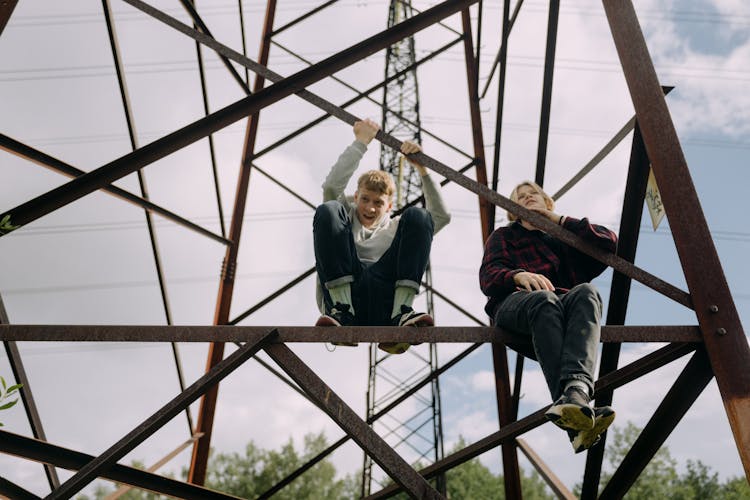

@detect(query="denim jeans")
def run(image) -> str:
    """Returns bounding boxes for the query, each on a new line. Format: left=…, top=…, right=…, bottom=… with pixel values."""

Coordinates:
left=313, top=201, right=434, bottom=325
left=493, top=283, right=603, bottom=400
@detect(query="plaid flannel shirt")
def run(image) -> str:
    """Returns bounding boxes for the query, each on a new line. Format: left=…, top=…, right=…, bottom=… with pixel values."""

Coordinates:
left=479, top=217, right=618, bottom=316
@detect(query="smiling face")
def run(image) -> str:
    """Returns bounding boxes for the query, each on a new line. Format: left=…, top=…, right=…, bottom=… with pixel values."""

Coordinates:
left=354, top=188, right=392, bottom=228
left=508, top=181, right=554, bottom=221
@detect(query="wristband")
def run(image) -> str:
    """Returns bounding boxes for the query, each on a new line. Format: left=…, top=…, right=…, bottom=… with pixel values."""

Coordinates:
left=558, top=215, right=564, bottom=225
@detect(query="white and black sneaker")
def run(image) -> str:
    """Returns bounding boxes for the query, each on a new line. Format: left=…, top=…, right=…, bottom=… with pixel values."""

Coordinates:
left=316, top=303, right=357, bottom=346
left=378, top=305, right=433, bottom=355
left=568, top=406, right=616, bottom=453
left=545, top=386, right=595, bottom=433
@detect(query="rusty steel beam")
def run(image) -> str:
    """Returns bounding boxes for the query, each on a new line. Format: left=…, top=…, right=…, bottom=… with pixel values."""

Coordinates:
left=270, top=0, right=340, bottom=37
left=0, top=296, right=60, bottom=490
left=0, top=475, right=38, bottom=500
left=189, top=0, right=278, bottom=483
left=46, top=330, right=273, bottom=498
left=178, top=0, right=251, bottom=94
left=516, top=438, right=575, bottom=500
left=480, top=0, right=524, bottom=99
left=110, top=0, right=692, bottom=311
left=534, top=0, right=559, bottom=186
left=264, top=342, right=445, bottom=499
left=0, top=324, right=704, bottom=344
left=461, top=9, right=492, bottom=239
left=0, top=0, right=476, bottom=238
left=603, top=0, right=750, bottom=478
left=488, top=0, right=511, bottom=227
left=102, top=0, right=194, bottom=438
left=365, top=342, right=697, bottom=499
left=0, top=134, right=230, bottom=245
left=0, top=0, right=18, bottom=36
left=0, top=430, right=242, bottom=500
left=581, top=122, right=650, bottom=499
left=600, top=348, right=714, bottom=497
left=492, top=342, right=522, bottom=499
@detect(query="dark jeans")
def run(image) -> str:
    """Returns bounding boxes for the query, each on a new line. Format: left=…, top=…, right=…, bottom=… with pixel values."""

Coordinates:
left=313, top=201, right=434, bottom=325
left=493, top=283, right=602, bottom=400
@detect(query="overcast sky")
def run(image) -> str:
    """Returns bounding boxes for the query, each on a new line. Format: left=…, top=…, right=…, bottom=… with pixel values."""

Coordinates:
left=1, top=0, right=749, bottom=496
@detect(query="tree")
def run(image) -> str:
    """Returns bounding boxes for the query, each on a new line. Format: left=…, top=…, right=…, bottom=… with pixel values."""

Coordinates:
left=577, top=422, right=750, bottom=499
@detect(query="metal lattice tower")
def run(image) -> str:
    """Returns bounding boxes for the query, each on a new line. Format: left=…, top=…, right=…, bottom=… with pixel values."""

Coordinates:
left=362, top=0, right=446, bottom=495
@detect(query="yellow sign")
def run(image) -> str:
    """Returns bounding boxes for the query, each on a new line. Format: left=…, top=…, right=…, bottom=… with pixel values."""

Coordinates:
left=645, top=168, right=665, bottom=230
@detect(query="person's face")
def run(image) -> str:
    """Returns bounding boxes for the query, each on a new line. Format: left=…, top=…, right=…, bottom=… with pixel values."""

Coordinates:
left=354, top=188, right=392, bottom=228
left=515, top=184, right=550, bottom=211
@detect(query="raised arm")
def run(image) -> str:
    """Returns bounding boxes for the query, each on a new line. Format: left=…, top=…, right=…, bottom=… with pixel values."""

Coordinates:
left=401, top=140, right=451, bottom=233
left=322, top=119, right=380, bottom=202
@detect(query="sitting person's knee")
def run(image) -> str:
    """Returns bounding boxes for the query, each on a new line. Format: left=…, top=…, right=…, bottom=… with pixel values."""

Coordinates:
left=401, top=206, right=434, bottom=230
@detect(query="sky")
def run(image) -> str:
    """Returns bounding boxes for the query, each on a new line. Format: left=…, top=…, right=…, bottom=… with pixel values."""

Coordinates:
left=1, top=0, right=749, bottom=497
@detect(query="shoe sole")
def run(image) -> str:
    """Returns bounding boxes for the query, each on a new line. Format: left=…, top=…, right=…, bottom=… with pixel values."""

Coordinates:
left=316, top=315, right=341, bottom=327
left=378, top=342, right=411, bottom=355
left=545, top=403, right=595, bottom=433
left=572, top=407, right=616, bottom=453
left=400, top=313, right=433, bottom=327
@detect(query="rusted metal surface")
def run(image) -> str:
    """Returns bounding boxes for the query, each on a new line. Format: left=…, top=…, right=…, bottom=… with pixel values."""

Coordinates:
left=0, top=133, right=230, bottom=245
left=46, top=330, right=273, bottom=498
left=534, top=0, right=559, bottom=187
left=365, top=342, right=697, bottom=499
left=603, top=0, right=750, bottom=479
left=0, top=324, right=704, bottom=344
left=0, top=475, right=38, bottom=500
left=461, top=9, right=492, bottom=240
left=189, top=0, right=278, bottom=482
left=600, top=348, right=714, bottom=497
left=581, top=121, right=650, bottom=499
left=0, top=296, right=60, bottom=490
left=0, top=0, right=18, bottom=36
left=492, top=343, right=523, bottom=499
left=178, top=0, right=251, bottom=94
left=0, top=430, right=242, bottom=500
left=517, top=437, right=575, bottom=500
left=264, top=342, right=445, bottom=499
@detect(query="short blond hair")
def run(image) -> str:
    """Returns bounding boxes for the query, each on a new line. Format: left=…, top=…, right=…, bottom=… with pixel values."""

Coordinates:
left=357, top=170, right=396, bottom=198
left=507, top=181, right=555, bottom=221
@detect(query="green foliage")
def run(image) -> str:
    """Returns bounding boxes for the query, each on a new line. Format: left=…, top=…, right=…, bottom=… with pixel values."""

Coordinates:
left=575, top=421, right=750, bottom=499
left=204, top=431, right=349, bottom=499
left=0, top=376, right=22, bottom=427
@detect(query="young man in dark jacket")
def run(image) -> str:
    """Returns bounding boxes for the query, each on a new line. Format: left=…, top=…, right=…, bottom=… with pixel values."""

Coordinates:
left=479, top=180, right=617, bottom=452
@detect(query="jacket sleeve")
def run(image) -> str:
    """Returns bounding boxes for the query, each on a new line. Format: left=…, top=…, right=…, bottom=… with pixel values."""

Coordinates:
left=421, top=173, right=451, bottom=234
left=322, top=140, right=367, bottom=202
left=479, top=228, right=523, bottom=298
left=562, top=216, right=618, bottom=280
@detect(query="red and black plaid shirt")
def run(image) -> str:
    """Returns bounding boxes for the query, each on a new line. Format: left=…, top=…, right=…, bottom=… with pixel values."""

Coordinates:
left=479, top=217, right=618, bottom=316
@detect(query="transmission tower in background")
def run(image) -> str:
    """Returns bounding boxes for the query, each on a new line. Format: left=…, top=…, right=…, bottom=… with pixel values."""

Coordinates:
left=361, top=0, right=446, bottom=495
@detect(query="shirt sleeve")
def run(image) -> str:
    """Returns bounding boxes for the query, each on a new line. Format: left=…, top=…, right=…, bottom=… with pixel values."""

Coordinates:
left=322, top=140, right=367, bottom=203
left=479, top=228, right=524, bottom=298
left=561, top=216, right=618, bottom=280
left=421, top=173, right=451, bottom=234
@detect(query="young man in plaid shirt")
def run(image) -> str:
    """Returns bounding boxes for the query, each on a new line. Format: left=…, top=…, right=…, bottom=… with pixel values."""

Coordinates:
left=479, top=181, right=617, bottom=453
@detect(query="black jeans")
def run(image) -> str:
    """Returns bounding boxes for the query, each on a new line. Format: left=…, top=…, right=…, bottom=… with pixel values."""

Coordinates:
left=493, top=283, right=603, bottom=400
left=313, top=201, right=434, bottom=325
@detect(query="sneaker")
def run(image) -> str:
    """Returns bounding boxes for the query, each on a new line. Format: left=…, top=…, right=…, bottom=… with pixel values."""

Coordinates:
left=568, top=406, right=616, bottom=453
left=378, top=306, right=433, bottom=355
left=315, top=303, right=357, bottom=346
left=391, top=305, right=434, bottom=327
left=545, top=386, right=595, bottom=433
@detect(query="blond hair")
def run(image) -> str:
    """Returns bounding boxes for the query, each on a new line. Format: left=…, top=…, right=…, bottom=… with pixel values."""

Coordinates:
left=357, top=170, right=396, bottom=198
left=507, top=181, right=555, bottom=222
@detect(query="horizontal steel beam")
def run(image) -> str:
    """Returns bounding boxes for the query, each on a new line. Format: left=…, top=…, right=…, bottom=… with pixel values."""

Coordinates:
left=0, top=325, right=702, bottom=344
left=0, top=430, right=241, bottom=499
